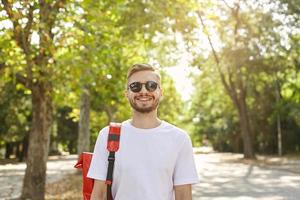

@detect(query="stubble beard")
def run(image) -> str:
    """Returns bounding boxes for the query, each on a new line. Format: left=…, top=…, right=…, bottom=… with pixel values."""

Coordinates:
left=129, top=96, right=160, bottom=114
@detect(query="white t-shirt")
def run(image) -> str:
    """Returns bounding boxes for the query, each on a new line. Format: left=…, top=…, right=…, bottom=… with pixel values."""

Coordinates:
left=87, top=120, right=199, bottom=200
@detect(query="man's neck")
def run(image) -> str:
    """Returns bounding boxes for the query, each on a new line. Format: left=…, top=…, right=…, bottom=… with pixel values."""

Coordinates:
left=131, top=110, right=161, bottom=129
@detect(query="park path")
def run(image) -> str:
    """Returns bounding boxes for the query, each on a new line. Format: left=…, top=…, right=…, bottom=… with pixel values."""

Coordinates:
left=0, top=153, right=300, bottom=199
left=193, top=153, right=300, bottom=200
left=0, top=155, right=78, bottom=200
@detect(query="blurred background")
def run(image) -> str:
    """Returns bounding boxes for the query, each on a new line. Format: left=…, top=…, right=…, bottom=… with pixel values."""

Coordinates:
left=0, top=0, right=299, bottom=199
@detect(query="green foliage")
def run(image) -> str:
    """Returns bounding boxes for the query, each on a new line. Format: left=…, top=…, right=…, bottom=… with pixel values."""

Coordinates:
left=188, top=0, right=300, bottom=154
left=0, top=81, right=31, bottom=145
left=55, top=107, right=78, bottom=154
left=188, top=60, right=240, bottom=151
left=1, top=0, right=299, bottom=157
left=48, top=0, right=193, bottom=149
left=158, top=71, right=184, bottom=126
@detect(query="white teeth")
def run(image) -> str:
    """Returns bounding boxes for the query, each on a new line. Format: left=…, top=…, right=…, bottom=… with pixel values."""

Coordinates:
left=137, top=97, right=152, bottom=101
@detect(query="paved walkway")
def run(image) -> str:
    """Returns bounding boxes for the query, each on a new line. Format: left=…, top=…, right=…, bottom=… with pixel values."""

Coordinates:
left=0, top=153, right=300, bottom=199
left=193, top=153, right=300, bottom=200
left=0, top=155, right=78, bottom=200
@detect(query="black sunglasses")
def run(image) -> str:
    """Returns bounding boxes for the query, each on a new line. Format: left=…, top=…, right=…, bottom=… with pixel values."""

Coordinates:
left=128, top=81, right=159, bottom=93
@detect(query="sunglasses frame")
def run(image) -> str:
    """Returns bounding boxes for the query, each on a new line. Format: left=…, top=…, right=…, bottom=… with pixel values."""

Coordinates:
left=128, top=81, right=159, bottom=93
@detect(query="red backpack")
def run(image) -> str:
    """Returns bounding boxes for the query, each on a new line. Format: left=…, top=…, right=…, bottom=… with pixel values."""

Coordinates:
left=75, top=122, right=122, bottom=200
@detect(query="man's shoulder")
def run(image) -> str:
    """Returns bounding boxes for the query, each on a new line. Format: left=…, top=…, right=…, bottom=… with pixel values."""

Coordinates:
left=100, top=125, right=109, bottom=133
left=161, top=121, right=188, bottom=137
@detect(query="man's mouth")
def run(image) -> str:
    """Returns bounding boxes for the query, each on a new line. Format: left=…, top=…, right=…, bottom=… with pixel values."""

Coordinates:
left=135, top=96, right=153, bottom=102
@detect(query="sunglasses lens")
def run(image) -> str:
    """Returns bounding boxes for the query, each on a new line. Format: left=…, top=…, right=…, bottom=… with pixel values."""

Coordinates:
left=129, top=82, right=142, bottom=92
left=128, top=81, right=158, bottom=93
left=146, top=81, right=158, bottom=92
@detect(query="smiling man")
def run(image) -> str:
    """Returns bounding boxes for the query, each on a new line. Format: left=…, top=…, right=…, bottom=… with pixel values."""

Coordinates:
left=88, top=63, right=199, bottom=200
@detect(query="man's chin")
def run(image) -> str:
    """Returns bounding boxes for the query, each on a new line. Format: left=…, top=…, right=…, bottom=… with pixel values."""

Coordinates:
left=133, top=106, right=156, bottom=114
left=129, top=99, right=159, bottom=114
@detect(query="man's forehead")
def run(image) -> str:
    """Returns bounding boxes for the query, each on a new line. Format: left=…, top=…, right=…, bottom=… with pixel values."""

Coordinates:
left=128, top=70, right=160, bottom=83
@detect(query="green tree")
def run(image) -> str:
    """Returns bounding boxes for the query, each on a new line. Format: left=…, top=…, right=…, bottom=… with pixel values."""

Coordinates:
left=63, top=0, right=199, bottom=153
left=1, top=0, right=68, bottom=198
left=0, top=81, right=31, bottom=159
left=189, top=0, right=300, bottom=156
left=159, top=71, right=184, bottom=126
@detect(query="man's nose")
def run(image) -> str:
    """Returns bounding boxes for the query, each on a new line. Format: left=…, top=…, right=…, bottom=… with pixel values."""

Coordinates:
left=140, top=84, right=148, bottom=93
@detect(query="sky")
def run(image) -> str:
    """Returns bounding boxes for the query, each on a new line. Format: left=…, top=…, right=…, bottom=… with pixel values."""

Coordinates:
left=165, top=65, right=201, bottom=102
left=161, top=31, right=203, bottom=102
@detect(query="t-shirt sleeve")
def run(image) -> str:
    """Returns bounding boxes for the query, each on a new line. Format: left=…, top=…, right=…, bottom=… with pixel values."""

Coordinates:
left=173, top=134, right=199, bottom=186
left=87, top=127, right=109, bottom=180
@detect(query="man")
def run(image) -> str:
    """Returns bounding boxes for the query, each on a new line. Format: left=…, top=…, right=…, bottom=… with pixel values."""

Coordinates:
left=88, top=63, right=199, bottom=200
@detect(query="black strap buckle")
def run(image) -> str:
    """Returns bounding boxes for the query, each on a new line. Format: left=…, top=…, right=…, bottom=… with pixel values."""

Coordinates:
left=108, top=156, right=115, bottom=162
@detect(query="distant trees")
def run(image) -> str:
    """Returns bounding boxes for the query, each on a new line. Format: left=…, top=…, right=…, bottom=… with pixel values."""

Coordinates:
left=189, top=0, right=300, bottom=156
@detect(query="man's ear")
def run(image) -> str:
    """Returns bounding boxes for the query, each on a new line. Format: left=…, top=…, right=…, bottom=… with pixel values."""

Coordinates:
left=124, top=90, right=128, bottom=99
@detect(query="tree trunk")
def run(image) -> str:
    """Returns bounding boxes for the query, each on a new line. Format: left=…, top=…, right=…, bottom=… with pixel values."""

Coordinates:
left=19, top=136, right=28, bottom=162
left=197, top=9, right=256, bottom=159
left=21, top=84, right=52, bottom=200
left=237, top=97, right=255, bottom=159
left=77, top=87, right=90, bottom=154
left=105, top=106, right=115, bottom=123
left=275, top=79, right=282, bottom=156
left=49, top=117, right=59, bottom=155
left=5, top=143, right=13, bottom=159
left=1, top=1, right=64, bottom=199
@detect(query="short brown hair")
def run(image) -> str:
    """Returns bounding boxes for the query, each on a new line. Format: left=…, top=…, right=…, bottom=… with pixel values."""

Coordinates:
left=127, top=63, right=161, bottom=81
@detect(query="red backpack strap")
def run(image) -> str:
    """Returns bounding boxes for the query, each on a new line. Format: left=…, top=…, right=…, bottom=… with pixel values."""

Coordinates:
left=106, top=122, right=122, bottom=200
left=107, top=122, right=122, bottom=152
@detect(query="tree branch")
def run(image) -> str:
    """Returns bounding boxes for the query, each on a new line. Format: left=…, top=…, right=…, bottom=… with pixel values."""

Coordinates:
left=24, top=4, right=35, bottom=45
left=2, top=0, right=34, bottom=55
left=221, top=0, right=241, bottom=46
left=221, top=0, right=233, bottom=10
left=1, top=0, right=15, bottom=19
left=2, top=0, right=22, bottom=45
left=50, top=0, right=66, bottom=39
left=16, top=73, right=31, bottom=88
left=34, top=0, right=66, bottom=65
left=52, top=0, right=66, bottom=10
left=233, top=4, right=240, bottom=44
left=197, top=11, right=220, bottom=65
left=197, top=10, right=232, bottom=94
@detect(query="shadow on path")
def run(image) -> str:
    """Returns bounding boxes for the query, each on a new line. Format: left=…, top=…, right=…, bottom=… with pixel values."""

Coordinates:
left=192, top=153, right=300, bottom=200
